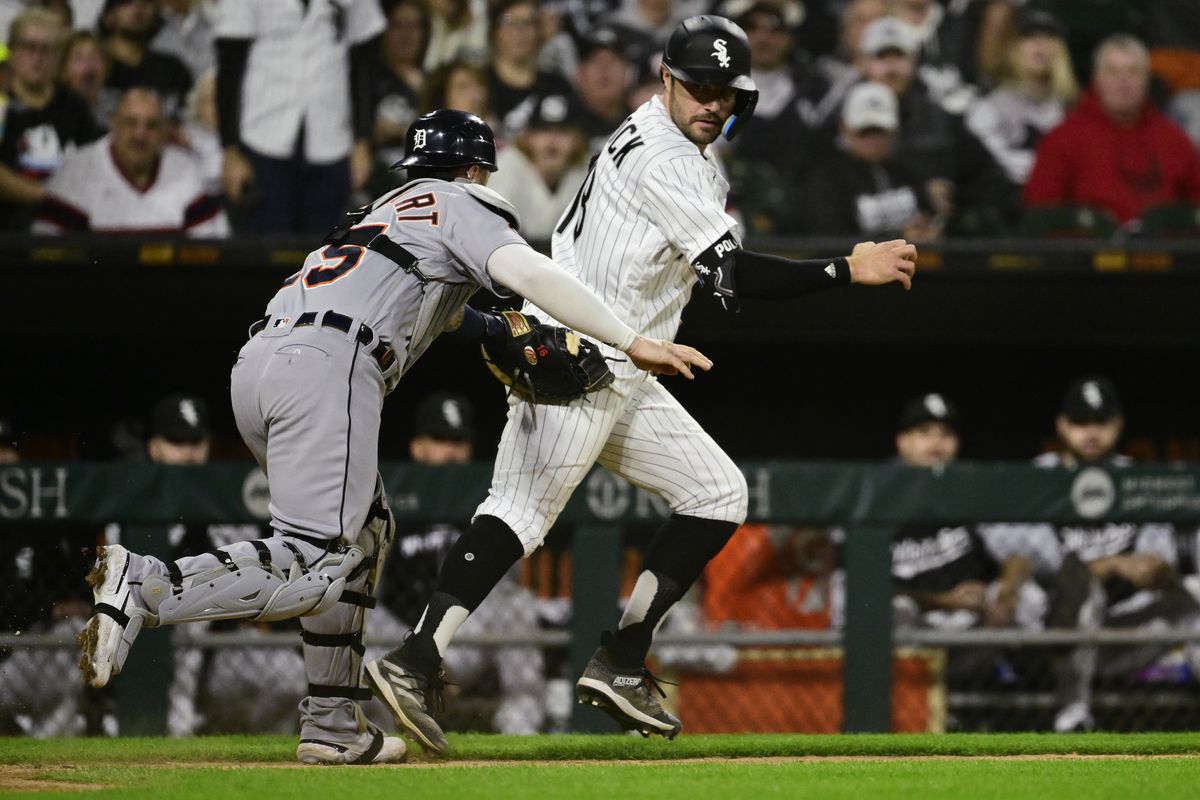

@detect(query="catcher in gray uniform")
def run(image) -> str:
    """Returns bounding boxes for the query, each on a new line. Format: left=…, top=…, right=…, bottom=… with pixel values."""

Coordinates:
left=76, top=109, right=710, bottom=763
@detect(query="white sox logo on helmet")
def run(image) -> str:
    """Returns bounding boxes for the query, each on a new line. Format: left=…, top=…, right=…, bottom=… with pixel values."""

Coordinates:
left=413, top=129, right=428, bottom=150
left=711, top=38, right=730, bottom=68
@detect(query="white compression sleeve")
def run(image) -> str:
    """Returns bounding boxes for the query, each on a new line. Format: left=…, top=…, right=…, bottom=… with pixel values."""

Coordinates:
left=486, top=243, right=638, bottom=351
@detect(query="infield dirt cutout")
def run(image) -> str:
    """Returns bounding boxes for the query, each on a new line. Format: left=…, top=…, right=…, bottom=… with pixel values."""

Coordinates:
left=3, top=753, right=1196, bottom=790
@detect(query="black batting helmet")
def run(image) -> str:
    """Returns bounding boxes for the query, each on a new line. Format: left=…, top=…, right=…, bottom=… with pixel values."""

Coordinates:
left=392, top=109, right=498, bottom=172
left=662, top=15, right=759, bottom=141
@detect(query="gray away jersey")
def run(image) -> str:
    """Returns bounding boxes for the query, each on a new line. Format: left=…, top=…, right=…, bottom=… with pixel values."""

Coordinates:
left=265, top=179, right=524, bottom=376
left=541, top=94, right=739, bottom=377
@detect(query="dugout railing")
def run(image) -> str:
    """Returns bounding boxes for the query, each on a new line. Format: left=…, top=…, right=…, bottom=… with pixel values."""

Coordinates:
left=3, top=460, right=1200, bottom=735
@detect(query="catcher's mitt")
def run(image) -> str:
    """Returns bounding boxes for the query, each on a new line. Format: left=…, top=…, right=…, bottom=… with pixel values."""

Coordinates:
left=481, top=310, right=615, bottom=404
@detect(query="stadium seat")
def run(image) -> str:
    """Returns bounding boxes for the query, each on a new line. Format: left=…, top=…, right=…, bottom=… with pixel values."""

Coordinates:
left=1132, top=203, right=1200, bottom=238
left=1018, top=206, right=1119, bottom=239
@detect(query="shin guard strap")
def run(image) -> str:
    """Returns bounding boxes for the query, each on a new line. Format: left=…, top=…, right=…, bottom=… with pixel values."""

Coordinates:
left=308, top=683, right=372, bottom=701
left=92, top=603, right=129, bottom=627
left=338, top=590, right=376, bottom=608
left=302, top=630, right=366, bottom=657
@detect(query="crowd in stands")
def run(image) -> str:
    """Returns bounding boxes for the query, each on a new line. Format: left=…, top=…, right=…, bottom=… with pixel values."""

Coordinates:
left=1, top=0, right=1198, bottom=240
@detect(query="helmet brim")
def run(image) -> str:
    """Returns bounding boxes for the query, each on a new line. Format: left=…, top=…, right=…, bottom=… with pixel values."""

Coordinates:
left=664, top=63, right=757, bottom=93
left=391, top=155, right=499, bottom=172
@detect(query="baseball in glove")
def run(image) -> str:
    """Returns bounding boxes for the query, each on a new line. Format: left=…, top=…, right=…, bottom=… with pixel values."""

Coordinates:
left=481, top=310, right=616, bottom=404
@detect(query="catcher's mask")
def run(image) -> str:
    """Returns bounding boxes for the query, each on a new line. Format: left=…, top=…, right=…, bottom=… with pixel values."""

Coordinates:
left=392, top=109, right=499, bottom=172
left=661, top=15, right=759, bottom=141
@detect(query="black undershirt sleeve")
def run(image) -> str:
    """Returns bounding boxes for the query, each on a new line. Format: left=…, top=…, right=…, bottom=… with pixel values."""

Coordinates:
left=691, top=234, right=852, bottom=310
left=349, top=38, right=378, bottom=142
left=733, top=250, right=852, bottom=299
left=215, top=38, right=251, bottom=149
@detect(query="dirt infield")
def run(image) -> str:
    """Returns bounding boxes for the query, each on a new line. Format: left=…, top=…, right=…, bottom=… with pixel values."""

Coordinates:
left=0, top=766, right=107, bottom=792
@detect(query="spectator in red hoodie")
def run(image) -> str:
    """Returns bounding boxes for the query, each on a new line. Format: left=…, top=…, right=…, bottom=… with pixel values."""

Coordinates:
left=1025, top=34, right=1200, bottom=223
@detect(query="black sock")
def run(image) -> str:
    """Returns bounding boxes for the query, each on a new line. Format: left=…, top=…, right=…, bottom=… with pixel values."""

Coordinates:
left=398, top=515, right=523, bottom=673
left=608, top=514, right=737, bottom=668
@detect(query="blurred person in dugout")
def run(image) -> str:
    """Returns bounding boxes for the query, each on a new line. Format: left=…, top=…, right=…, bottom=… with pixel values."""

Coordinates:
left=797, top=80, right=941, bottom=241
left=985, top=377, right=1200, bottom=732
left=880, top=394, right=1046, bottom=688
left=0, top=416, right=96, bottom=737
left=105, top=394, right=306, bottom=736
left=488, top=92, right=589, bottom=241
left=31, top=86, right=229, bottom=235
left=214, top=0, right=384, bottom=234
left=1024, top=34, right=1200, bottom=226
left=366, top=393, right=547, bottom=734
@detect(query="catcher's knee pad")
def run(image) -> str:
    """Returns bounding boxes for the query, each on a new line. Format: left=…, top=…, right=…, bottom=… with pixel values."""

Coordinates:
left=143, top=537, right=365, bottom=625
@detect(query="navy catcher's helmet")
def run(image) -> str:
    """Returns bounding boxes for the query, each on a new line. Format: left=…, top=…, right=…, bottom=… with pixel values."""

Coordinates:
left=662, top=15, right=759, bottom=141
left=392, top=109, right=499, bottom=171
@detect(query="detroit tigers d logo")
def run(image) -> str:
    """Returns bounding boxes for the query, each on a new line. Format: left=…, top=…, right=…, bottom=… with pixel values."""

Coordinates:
left=413, top=129, right=428, bottom=151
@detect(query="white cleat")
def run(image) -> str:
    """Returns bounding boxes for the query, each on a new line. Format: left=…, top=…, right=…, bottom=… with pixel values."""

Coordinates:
left=297, top=727, right=408, bottom=765
left=77, top=545, right=155, bottom=688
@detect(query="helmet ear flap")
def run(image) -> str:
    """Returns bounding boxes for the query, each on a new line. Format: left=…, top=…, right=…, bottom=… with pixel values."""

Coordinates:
left=722, top=90, right=758, bottom=141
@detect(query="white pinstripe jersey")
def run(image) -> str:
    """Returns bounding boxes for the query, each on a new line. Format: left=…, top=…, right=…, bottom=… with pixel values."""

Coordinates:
left=539, top=95, right=739, bottom=377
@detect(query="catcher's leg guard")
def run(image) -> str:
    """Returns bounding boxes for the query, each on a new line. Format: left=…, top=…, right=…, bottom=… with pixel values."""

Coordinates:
left=297, top=482, right=401, bottom=760
left=141, top=537, right=362, bottom=625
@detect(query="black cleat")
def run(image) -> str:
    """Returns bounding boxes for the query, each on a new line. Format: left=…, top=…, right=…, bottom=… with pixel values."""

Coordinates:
left=364, top=651, right=449, bottom=755
left=576, top=642, right=681, bottom=739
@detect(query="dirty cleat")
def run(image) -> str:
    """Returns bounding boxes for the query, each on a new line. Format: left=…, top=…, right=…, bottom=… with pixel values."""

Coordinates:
left=364, top=652, right=449, bottom=755
left=296, top=724, right=408, bottom=765
left=77, top=545, right=156, bottom=688
left=576, top=641, right=681, bottom=739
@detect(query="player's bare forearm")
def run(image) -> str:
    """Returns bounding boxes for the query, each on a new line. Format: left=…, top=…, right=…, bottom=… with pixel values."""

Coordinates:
left=846, top=239, right=918, bottom=290
left=997, top=555, right=1033, bottom=591
left=1094, top=553, right=1176, bottom=590
left=626, top=336, right=713, bottom=380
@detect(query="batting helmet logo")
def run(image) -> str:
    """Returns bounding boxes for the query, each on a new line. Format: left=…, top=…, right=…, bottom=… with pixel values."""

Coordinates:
left=392, top=109, right=499, bottom=171
left=711, top=39, right=730, bottom=68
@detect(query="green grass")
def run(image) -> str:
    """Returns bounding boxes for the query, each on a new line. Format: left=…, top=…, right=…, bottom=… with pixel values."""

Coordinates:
left=3, top=734, right=1199, bottom=799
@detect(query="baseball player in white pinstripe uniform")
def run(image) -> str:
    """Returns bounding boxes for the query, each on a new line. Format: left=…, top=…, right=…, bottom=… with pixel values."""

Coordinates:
left=367, top=16, right=917, bottom=749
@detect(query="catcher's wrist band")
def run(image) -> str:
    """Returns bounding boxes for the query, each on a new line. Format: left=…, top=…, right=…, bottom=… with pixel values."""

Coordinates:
left=446, top=305, right=506, bottom=341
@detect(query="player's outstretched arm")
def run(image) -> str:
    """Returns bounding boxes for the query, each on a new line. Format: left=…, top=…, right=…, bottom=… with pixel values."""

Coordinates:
left=484, top=243, right=713, bottom=379
left=626, top=336, right=712, bottom=379
left=846, top=239, right=918, bottom=290
left=693, top=235, right=918, bottom=309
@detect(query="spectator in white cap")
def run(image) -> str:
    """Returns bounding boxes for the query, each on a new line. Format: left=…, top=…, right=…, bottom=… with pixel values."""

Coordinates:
left=855, top=15, right=1011, bottom=235
left=798, top=81, right=939, bottom=240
